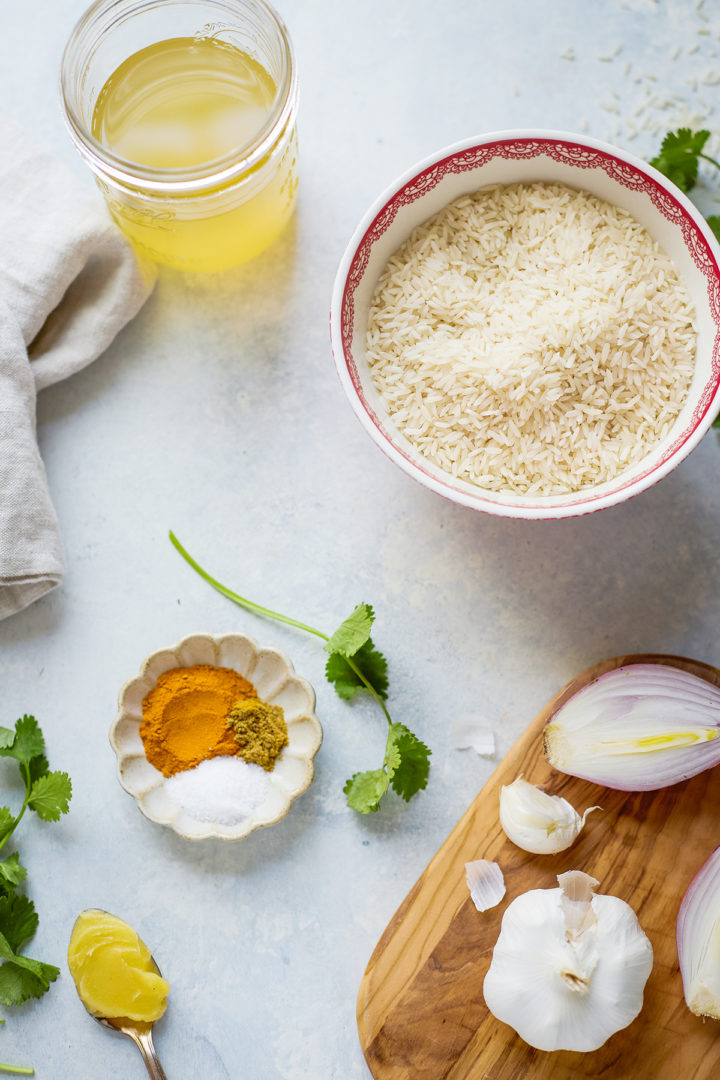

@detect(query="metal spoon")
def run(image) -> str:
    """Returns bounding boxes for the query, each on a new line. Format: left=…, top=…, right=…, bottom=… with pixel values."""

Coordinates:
left=69, top=910, right=169, bottom=1078
left=95, top=1014, right=168, bottom=1080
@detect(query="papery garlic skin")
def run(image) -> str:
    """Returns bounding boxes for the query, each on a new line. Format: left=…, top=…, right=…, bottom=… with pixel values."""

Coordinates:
left=452, top=717, right=495, bottom=757
left=465, top=859, right=505, bottom=912
left=544, top=664, right=720, bottom=791
left=483, top=872, right=653, bottom=1052
left=677, top=845, right=720, bottom=1020
left=499, top=777, right=599, bottom=855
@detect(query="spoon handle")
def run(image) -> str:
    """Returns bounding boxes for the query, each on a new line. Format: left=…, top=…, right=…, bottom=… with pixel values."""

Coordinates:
left=129, top=1028, right=169, bottom=1080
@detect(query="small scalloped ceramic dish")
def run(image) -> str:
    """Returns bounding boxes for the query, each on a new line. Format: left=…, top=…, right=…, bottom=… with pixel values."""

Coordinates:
left=110, top=633, right=322, bottom=840
left=330, top=128, right=720, bottom=520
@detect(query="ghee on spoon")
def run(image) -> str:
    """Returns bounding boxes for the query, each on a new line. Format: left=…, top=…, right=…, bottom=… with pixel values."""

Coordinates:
left=68, top=910, right=170, bottom=1079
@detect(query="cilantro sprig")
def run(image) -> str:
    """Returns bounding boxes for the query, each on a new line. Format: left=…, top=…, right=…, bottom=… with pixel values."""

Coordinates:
left=649, top=129, right=720, bottom=428
left=649, top=128, right=720, bottom=240
left=0, top=714, right=71, bottom=1064
left=169, top=532, right=431, bottom=814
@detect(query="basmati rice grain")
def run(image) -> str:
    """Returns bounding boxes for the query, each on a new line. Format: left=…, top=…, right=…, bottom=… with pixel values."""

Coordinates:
left=366, top=183, right=696, bottom=496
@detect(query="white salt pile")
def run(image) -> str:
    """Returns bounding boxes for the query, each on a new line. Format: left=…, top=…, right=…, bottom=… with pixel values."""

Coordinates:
left=165, top=756, right=270, bottom=824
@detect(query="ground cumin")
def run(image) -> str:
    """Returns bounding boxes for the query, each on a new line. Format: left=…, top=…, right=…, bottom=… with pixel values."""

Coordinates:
left=140, top=665, right=256, bottom=777
left=226, top=698, right=288, bottom=771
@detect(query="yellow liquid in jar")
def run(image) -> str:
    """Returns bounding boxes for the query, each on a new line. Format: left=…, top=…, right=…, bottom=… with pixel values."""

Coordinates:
left=91, top=37, right=297, bottom=271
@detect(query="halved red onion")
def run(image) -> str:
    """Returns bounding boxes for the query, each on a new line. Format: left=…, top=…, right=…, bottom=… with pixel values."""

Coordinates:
left=677, top=846, right=720, bottom=1020
left=544, top=664, right=720, bottom=790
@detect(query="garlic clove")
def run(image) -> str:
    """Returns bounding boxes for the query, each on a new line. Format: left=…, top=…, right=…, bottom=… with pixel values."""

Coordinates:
left=544, top=664, right=720, bottom=791
left=465, top=859, right=506, bottom=912
left=483, top=871, right=653, bottom=1052
left=499, top=777, right=600, bottom=855
left=677, top=845, right=720, bottom=1021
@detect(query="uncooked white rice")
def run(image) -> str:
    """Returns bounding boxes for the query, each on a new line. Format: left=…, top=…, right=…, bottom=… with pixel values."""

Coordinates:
left=366, top=183, right=696, bottom=496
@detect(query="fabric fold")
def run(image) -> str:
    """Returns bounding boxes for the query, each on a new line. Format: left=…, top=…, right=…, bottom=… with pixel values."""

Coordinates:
left=0, top=111, right=156, bottom=620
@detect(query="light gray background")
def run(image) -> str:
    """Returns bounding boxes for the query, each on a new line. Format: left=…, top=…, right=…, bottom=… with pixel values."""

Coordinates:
left=1, top=0, right=720, bottom=1076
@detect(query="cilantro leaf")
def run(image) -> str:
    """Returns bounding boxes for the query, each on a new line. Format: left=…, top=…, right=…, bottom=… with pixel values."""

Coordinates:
left=0, top=717, right=45, bottom=767
left=0, top=960, right=59, bottom=1006
left=324, top=653, right=362, bottom=700
left=343, top=723, right=431, bottom=812
left=27, top=755, right=49, bottom=785
left=0, top=712, right=72, bottom=1014
left=325, top=639, right=389, bottom=701
left=0, top=855, right=26, bottom=892
left=13, top=717, right=45, bottom=765
left=355, top=640, right=389, bottom=698
left=387, top=724, right=432, bottom=801
left=0, top=930, right=58, bottom=996
left=707, top=215, right=720, bottom=243
left=27, top=772, right=72, bottom=821
left=650, top=128, right=710, bottom=191
left=324, top=604, right=375, bottom=658
left=343, top=769, right=390, bottom=814
left=0, top=810, right=15, bottom=846
left=0, top=896, right=37, bottom=953
left=383, top=733, right=402, bottom=777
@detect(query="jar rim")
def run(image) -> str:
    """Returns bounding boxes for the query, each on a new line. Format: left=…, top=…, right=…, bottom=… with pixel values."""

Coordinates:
left=59, top=0, right=297, bottom=195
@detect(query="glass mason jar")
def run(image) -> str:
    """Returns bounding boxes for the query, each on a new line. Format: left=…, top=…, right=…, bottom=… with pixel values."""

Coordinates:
left=61, top=0, right=298, bottom=272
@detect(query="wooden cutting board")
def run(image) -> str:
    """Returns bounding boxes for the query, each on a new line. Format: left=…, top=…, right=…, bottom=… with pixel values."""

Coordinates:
left=357, top=654, right=720, bottom=1080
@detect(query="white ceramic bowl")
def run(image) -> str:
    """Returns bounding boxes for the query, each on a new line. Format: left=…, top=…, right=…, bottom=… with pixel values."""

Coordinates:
left=330, top=129, right=720, bottom=519
left=110, top=633, right=322, bottom=840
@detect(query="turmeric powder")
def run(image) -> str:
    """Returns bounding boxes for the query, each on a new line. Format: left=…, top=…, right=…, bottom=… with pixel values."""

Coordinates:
left=140, top=665, right=256, bottom=777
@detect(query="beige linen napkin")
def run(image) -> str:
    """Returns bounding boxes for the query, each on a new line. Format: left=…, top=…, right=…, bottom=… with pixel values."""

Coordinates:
left=0, top=112, right=156, bottom=620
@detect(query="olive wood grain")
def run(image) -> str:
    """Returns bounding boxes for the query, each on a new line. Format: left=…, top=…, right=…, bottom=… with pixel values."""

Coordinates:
left=357, top=655, right=720, bottom=1080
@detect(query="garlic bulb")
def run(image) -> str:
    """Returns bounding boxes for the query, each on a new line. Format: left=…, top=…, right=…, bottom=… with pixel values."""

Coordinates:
left=483, top=870, right=653, bottom=1051
left=544, top=664, right=720, bottom=790
left=677, top=845, right=720, bottom=1020
left=499, top=777, right=600, bottom=854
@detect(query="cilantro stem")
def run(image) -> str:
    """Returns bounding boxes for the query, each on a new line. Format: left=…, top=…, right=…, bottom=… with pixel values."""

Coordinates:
left=170, top=532, right=431, bottom=813
left=699, top=152, right=720, bottom=172
left=169, top=532, right=329, bottom=642
left=170, top=532, right=393, bottom=722
left=0, top=766, right=31, bottom=856
left=0, top=1065, right=33, bottom=1075
left=343, top=657, right=392, bottom=724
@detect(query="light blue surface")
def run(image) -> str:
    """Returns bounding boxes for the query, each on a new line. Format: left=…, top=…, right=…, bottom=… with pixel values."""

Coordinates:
left=1, top=0, right=720, bottom=1076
